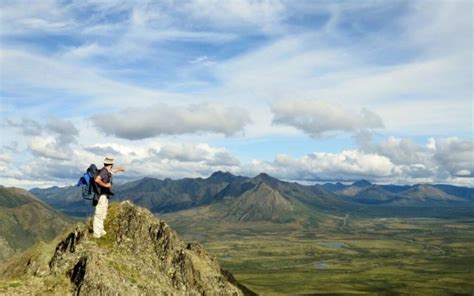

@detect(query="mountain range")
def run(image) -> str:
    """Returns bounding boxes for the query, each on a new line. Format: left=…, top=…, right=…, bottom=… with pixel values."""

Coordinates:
left=323, top=179, right=473, bottom=205
left=30, top=171, right=474, bottom=222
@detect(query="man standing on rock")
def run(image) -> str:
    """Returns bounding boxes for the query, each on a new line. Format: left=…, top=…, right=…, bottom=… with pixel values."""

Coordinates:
left=93, top=156, right=125, bottom=238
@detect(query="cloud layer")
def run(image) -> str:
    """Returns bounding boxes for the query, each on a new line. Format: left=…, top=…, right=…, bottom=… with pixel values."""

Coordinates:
left=243, top=137, right=474, bottom=185
left=271, top=100, right=384, bottom=137
left=0, top=1, right=472, bottom=188
left=91, top=103, right=251, bottom=140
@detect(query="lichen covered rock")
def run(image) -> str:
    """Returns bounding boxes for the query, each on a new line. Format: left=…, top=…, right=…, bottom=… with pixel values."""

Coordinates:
left=0, top=201, right=246, bottom=295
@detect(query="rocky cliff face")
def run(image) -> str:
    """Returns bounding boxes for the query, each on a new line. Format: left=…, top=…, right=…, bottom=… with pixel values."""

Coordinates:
left=0, top=201, right=249, bottom=295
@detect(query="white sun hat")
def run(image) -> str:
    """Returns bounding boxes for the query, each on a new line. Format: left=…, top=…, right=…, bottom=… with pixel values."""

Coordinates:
left=103, top=156, right=114, bottom=165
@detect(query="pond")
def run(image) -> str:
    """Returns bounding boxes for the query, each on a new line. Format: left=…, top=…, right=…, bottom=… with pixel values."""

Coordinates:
left=318, top=241, right=347, bottom=249
left=314, top=262, right=330, bottom=269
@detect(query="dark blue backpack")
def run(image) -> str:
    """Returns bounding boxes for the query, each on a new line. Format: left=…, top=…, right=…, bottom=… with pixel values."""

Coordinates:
left=76, top=164, right=99, bottom=201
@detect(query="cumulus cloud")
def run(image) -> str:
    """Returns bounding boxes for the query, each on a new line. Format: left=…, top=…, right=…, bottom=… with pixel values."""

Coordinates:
left=236, top=136, right=474, bottom=185
left=92, top=102, right=252, bottom=140
left=3, top=117, right=80, bottom=162
left=98, top=142, right=242, bottom=181
left=20, top=118, right=80, bottom=161
left=369, top=137, right=430, bottom=166
left=46, top=118, right=79, bottom=145
left=378, top=137, right=473, bottom=177
left=0, top=1, right=472, bottom=188
left=29, top=136, right=71, bottom=161
left=84, top=145, right=124, bottom=157
left=0, top=153, right=12, bottom=173
left=0, top=139, right=244, bottom=187
left=3, top=134, right=474, bottom=187
left=358, top=136, right=474, bottom=182
left=21, top=158, right=82, bottom=181
left=150, top=143, right=240, bottom=166
left=244, top=150, right=396, bottom=182
left=455, top=170, right=472, bottom=177
left=271, top=100, right=384, bottom=137
left=432, top=137, right=474, bottom=177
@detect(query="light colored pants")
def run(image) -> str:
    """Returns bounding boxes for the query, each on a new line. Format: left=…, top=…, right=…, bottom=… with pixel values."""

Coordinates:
left=93, top=194, right=108, bottom=237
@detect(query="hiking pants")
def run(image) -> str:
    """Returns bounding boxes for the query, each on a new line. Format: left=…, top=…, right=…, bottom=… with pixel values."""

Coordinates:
left=93, top=194, right=108, bottom=237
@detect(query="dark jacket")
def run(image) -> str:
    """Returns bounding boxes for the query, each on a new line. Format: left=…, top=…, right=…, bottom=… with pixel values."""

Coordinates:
left=97, top=167, right=113, bottom=197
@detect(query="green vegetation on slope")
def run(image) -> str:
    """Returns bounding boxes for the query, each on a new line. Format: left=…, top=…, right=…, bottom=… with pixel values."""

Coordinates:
left=0, top=186, right=72, bottom=261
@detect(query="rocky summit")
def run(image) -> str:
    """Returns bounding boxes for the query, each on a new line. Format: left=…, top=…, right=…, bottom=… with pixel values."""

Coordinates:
left=0, top=201, right=250, bottom=295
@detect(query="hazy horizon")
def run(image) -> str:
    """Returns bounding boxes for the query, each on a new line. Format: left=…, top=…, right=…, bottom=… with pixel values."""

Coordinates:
left=12, top=170, right=474, bottom=191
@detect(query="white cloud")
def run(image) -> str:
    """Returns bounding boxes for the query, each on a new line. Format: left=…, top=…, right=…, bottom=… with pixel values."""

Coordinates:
left=237, top=136, right=474, bottom=185
left=0, top=1, right=472, bottom=188
left=111, top=142, right=244, bottom=179
left=2, top=134, right=474, bottom=187
left=92, top=102, right=252, bottom=140
left=46, top=118, right=79, bottom=145
left=403, top=0, right=473, bottom=55
left=361, top=137, right=474, bottom=182
left=371, top=137, right=429, bottom=166
left=455, top=170, right=472, bottom=177
left=432, top=137, right=474, bottom=177
left=271, top=99, right=384, bottom=137
left=0, top=0, right=75, bottom=35
left=0, top=138, right=244, bottom=187
left=0, top=153, right=12, bottom=173
left=180, top=0, right=286, bottom=33
left=151, top=143, right=239, bottom=166
left=29, top=136, right=71, bottom=161
left=5, top=117, right=80, bottom=162
left=244, top=149, right=397, bottom=181
left=189, top=56, right=216, bottom=66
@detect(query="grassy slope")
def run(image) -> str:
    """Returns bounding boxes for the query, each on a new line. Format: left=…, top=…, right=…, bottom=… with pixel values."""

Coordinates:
left=0, top=186, right=72, bottom=260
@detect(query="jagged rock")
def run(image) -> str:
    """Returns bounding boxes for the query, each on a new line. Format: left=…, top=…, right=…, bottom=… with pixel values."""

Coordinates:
left=0, top=201, right=248, bottom=295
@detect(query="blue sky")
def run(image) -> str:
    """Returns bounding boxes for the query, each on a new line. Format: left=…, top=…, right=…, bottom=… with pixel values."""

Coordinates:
left=0, top=0, right=472, bottom=188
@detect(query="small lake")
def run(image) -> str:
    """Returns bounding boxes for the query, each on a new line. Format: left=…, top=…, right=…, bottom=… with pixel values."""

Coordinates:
left=318, top=241, right=347, bottom=249
left=314, top=262, right=329, bottom=269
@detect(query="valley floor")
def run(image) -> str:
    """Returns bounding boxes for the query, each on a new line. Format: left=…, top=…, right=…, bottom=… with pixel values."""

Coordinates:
left=165, top=215, right=474, bottom=295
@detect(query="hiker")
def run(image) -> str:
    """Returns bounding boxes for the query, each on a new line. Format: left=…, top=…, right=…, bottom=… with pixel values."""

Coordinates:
left=93, top=156, right=125, bottom=238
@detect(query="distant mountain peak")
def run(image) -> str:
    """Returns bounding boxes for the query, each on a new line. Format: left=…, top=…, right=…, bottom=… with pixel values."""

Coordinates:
left=254, top=172, right=278, bottom=181
left=0, top=201, right=248, bottom=295
left=208, top=171, right=235, bottom=182
left=221, top=180, right=294, bottom=222
left=352, top=179, right=372, bottom=188
left=133, top=176, right=162, bottom=184
left=322, top=182, right=347, bottom=192
left=406, top=183, right=446, bottom=195
left=256, top=172, right=271, bottom=178
left=413, top=183, right=431, bottom=189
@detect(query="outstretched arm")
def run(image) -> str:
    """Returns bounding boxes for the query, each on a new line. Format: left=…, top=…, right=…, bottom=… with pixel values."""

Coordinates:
left=112, top=167, right=125, bottom=174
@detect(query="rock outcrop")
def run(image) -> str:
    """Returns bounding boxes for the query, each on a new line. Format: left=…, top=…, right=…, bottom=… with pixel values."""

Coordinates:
left=0, top=201, right=249, bottom=295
